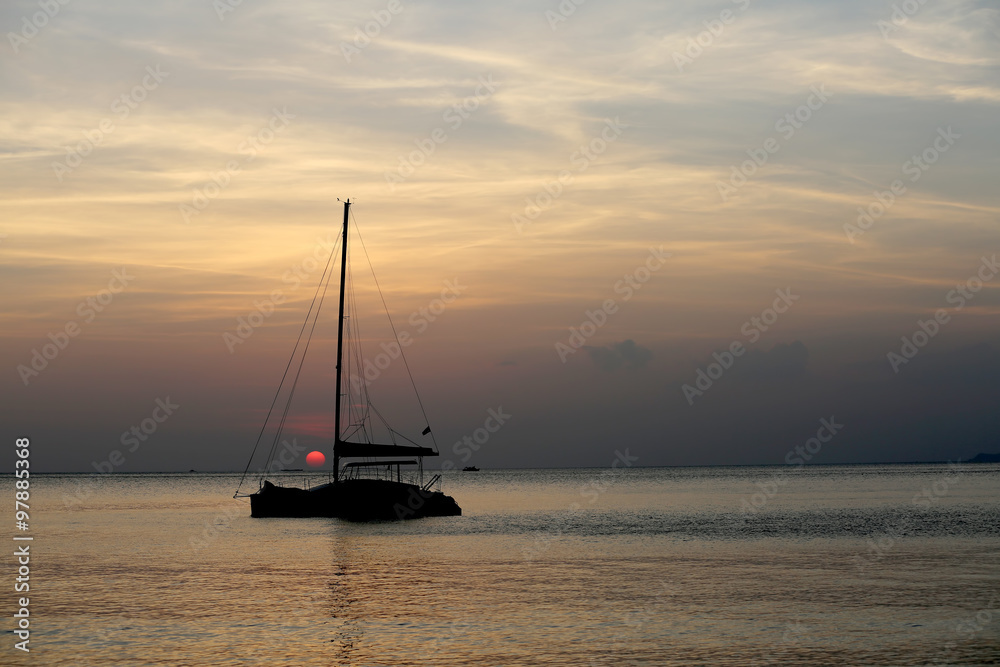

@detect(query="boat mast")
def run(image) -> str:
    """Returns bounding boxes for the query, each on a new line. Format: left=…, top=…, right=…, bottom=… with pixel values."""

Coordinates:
left=333, top=199, right=350, bottom=483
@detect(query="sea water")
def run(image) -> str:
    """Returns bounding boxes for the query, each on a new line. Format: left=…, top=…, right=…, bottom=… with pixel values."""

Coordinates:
left=4, top=464, right=999, bottom=666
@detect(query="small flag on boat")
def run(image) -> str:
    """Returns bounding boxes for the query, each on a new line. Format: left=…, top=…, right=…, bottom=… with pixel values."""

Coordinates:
left=421, top=426, right=431, bottom=435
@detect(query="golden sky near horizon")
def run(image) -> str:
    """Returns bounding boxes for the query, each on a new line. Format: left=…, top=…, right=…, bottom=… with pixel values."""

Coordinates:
left=2, top=0, right=999, bottom=471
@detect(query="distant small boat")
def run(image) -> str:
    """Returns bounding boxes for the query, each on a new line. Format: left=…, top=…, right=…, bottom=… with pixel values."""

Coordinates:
left=234, top=199, right=461, bottom=521
left=463, top=466, right=480, bottom=472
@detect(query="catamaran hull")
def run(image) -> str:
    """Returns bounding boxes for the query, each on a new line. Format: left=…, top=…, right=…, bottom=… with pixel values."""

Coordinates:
left=249, top=479, right=461, bottom=520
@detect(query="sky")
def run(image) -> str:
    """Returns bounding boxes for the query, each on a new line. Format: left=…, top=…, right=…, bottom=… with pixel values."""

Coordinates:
left=1, top=0, right=998, bottom=472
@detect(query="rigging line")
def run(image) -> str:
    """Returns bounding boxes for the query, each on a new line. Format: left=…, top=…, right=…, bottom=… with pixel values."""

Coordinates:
left=350, top=207, right=440, bottom=453
left=347, top=263, right=377, bottom=445
left=348, top=264, right=364, bottom=432
left=259, top=237, right=339, bottom=484
left=258, top=235, right=341, bottom=482
left=390, top=430, right=422, bottom=447
left=345, top=262, right=370, bottom=441
left=344, top=260, right=372, bottom=444
left=268, top=238, right=338, bottom=471
left=369, top=403, right=397, bottom=445
left=235, top=233, right=341, bottom=496
left=343, top=262, right=354, bottom=438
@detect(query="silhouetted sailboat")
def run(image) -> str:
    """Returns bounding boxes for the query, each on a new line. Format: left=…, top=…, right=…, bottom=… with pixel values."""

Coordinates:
left=235, top=200, right=461, bottom=520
